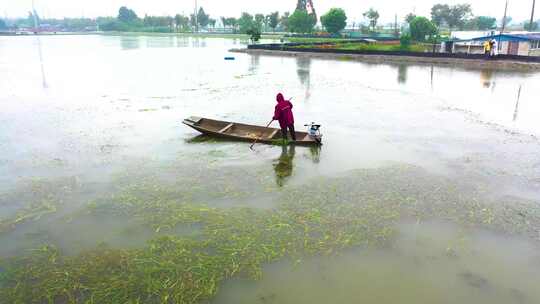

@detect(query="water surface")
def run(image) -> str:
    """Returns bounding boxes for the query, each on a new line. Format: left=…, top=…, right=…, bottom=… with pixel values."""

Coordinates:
left=1, top=34, right=540, bottom=303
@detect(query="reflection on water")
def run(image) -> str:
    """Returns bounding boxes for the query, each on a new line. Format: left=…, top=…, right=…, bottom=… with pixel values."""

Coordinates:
left=296, top=56, right=312, bottom=101
left=145, top=36, right=176, bottom=48
left=430, top=65, right=434, bottom=89
left=175, top=37, right=189, bottom=48
left=397, top=64, right=408, bottom=84
left=35, top=36, right=48, bottom=89
left=513, top=85, right=522, bottom=122
left=120, top=36, right=141, bottom=50
left=480, top=69, right=494, bottom=88
left=307, top=146, right=321, bottom=164
left=120, top=36, right=214, bottom=50
left=191, top=37, right=207, bottom=48
left=274, top=145, right=295, bottom=187
left=249, top=54, right=260, bottom=73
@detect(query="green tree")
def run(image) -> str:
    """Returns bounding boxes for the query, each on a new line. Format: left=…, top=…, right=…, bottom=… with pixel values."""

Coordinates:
left=208, top=18, right=216, bottom=28
left=363, top=8, right=380, bottom=31
left=280, top=12, right=290, bottom=31
left=61, top=18, right=96, bottom=31
left=175, top=14, right=190, bottom=31
left=0, top=19, right=7, bottom=30
left=467, top=16, right=496, bottom=30
left=219, top=17, right=238, bottom=31
left=247, top=27, right=261, bottom=42
left=118, top=6, right=138, bottom=24
left=238, top=12, right=255, bottom=34
left=321, top=8, right=347, bottom=34
left=190, top=14, right=197, bottom=28
left=288, top=10, right=316, bottom=33
left=255, top=14, right=265, bottom=30
left=405, top=13, right=416, bottom=24
left=175, top=14, right=182, bottom=31
left=227, top=17, right=238, bottom=30
left=524, top=20, right=539, bottom=31
left=447, top=4, right=472, bottom=29
left=267, top=12, right=279, bottom=32
left=431, top=4, right=450, bottom=27
left=197, top=7, right=209, bottom=27
left=97, top=17, right=119, bottom=31
left=142, top=15, right=174, bottom=32
left=410, top=16, right=438, bottom=41
left=400, top=33, right=412, bottom=48
left=502, top=16, right=513, bottom=26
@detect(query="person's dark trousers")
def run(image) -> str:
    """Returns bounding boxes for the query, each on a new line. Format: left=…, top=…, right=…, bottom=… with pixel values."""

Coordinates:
left=281, top=125, right=296, bottom=141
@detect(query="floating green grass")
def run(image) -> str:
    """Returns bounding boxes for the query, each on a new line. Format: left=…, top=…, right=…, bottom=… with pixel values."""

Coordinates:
left=0, top=200, right=57, bottom=234
left=0, top=192, right=397, bottom=303
left=1, top=165, right=539, bottom=303
left=0, top=177, right=81, bottom=234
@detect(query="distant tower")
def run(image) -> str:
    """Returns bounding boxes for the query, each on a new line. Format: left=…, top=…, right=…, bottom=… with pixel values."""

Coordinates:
left=296, top=0, right=317, bottom=21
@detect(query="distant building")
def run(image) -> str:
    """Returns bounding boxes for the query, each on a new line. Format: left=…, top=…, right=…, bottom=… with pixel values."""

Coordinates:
left=450, top=31, right=497, bottom=40
left=448, top=32, right=540, bottom=56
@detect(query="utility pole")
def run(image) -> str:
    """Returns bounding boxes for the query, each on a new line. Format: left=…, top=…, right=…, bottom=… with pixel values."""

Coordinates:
left=498, top=0, right=509, bottom=52
left=194, top=0, right=198, bottom=33
left=395, top=14, right=398, bottom=37
left=529, top=0, right=536, bottom=31
left=31, top=0, right=39, bottom=30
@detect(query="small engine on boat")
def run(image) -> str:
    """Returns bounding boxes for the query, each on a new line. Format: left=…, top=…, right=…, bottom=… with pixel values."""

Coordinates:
left=305, top=122, right=322, bottom=143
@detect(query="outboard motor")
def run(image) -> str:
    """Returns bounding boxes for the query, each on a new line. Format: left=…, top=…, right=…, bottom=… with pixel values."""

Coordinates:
left=305, top=122, right=322, bottom=144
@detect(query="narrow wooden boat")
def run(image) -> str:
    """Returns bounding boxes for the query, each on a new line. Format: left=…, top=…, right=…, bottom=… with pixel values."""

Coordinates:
left=183, top=116, right=322, bottom=146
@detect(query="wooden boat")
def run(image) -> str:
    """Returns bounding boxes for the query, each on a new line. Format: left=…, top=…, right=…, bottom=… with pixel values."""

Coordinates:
left=183, top=116, right=322, bottom=146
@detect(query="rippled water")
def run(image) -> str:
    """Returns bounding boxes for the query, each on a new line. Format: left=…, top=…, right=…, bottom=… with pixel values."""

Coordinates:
left=1, top=34, right=540, bottom=303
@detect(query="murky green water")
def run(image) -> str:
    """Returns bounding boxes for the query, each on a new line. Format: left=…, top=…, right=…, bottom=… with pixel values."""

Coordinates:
left=1, top=34, right=540, bottom=303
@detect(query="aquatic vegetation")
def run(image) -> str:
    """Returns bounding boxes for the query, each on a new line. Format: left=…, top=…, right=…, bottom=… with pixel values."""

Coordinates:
left=271, top=138, right=290, bottom=146
left=1, top=164, right=540, bottom=303
left=0, top=192, right=397, bottom=303
left=0, top=177, right=81, bottom=234
left=0, top=200, right=57, bottom=234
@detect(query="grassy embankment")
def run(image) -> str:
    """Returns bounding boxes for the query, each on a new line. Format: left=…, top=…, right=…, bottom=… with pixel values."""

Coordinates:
left=284, top=37, right=431, bottom=53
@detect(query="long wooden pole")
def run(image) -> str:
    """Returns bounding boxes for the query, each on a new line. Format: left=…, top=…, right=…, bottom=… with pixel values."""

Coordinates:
left=250, top=120, right=274, bottom=150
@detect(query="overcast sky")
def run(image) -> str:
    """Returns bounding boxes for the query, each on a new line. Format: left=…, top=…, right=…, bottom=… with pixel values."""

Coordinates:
left=2, top=0, right=538, bottom=24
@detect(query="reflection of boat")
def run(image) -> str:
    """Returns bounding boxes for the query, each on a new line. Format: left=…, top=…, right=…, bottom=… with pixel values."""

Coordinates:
left=183, top=116, right=322, bottom=146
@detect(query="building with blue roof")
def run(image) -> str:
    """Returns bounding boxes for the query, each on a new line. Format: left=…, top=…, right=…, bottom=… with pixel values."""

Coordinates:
left=449, top=32, right=540, bottom=56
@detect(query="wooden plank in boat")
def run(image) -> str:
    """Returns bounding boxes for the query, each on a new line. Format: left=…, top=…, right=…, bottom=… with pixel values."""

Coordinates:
left=218, top=123, right=234, bottom=133
left=267, top=129, right=279, bottom=139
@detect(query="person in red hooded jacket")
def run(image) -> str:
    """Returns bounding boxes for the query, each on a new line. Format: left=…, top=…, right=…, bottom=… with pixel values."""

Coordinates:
left=273, top=93, right=296, bottom=141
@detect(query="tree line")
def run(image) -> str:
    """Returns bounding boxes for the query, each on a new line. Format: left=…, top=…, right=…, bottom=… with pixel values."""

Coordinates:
left=1, top=3, right=537, bottom=35
left=97, top=6, right=215, bottom=33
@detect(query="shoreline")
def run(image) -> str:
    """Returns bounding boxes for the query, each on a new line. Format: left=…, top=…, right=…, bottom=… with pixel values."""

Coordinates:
left=231, top=48, right=540, bottom=72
